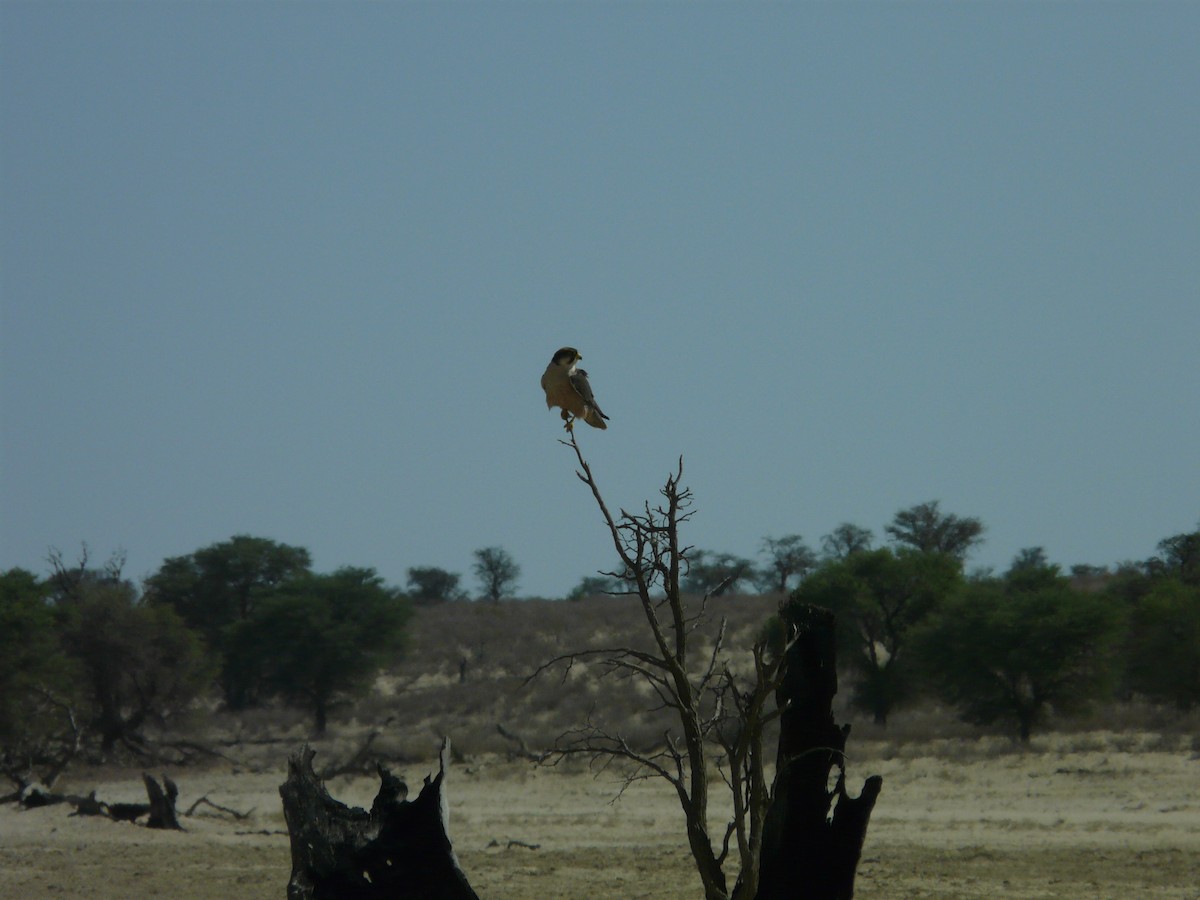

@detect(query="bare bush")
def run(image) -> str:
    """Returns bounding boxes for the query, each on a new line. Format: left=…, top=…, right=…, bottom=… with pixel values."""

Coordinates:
left=529, top=434, right=798, bottom=900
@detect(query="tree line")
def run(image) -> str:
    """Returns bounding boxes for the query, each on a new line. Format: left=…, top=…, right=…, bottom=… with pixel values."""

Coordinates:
left=2, top=506, right=1197, bottom=794
left=761, top=510, right=1198, bottom=742
left=563, top=500, right=1198, bottom=743
left=0, top=533, right=535, bottom=784
left=416, top=501, right=1196, bottom=745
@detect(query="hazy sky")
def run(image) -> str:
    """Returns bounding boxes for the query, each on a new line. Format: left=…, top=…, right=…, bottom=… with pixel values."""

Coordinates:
left=3, top=2, right=1197, bottom=597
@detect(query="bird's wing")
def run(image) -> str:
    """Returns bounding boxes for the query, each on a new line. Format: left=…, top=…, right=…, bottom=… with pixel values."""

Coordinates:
left=571, top=369, right=609, bottom=420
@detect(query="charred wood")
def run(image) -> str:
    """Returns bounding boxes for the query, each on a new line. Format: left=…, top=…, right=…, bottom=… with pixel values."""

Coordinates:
left=280, top=737, right=478, bottom=900
left=755, top=604, right=882, bottom=900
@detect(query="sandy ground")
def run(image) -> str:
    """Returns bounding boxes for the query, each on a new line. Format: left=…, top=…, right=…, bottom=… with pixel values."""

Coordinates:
left=2, top=738, right=1198, bottom=899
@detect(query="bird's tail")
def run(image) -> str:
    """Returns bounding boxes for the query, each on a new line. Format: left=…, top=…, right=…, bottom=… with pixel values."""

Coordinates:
left=585, top=407, right=609, bottom=430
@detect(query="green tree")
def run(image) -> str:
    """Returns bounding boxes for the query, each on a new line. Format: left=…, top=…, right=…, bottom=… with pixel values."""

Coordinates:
left=885, top=501, right=984, bottom=560
left=914, top=561, right=1123, bottom=741
left=0, top=569, right=83, bottom=787
left=1124, top=579, right=1200, bottom=709
left=0, top=569, right=59, bottom=737
left=405, top=566, right=467, bottom=605
left=756, top=535, right=816, bottom=594
left=145, top=535, right=311, bottom=708
left=1009, top=546, right=1051, bottom=574
left=565, top=574, right=621, bottom=601
left=232, top=567, right=410, bottom=734
left=820, top=523, right=874, bottom=560
left=792, top=548, right=963, bottom=724
left=683, top=550, right=757, bottom=596
left=1150, top=527, right=1200, bottom=586
left=472, top=546, right=520, bottom=602
left=50, top=563, right=214, bottom=754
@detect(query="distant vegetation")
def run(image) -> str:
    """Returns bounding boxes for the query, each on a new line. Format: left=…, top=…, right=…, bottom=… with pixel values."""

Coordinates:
left=2, top=507, right=1198, bottom=798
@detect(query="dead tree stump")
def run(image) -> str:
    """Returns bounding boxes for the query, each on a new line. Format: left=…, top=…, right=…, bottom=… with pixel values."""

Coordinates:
left=279, top=737, right=478, bottom=900
left=20, top=774, right=182, bottom=830
left=756, top=603, right=883, bottom=900
left=143, top=773, right=182, bottom=829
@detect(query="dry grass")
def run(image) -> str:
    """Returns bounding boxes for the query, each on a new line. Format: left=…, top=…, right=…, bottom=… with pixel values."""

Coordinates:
left=152, top=594, right=1198, bottom=766
left=347, top=593, right=783, bottom=759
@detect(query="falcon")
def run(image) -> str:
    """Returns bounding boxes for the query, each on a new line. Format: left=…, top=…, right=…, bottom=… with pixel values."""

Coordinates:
left=541, top=347, right=609, bottom=431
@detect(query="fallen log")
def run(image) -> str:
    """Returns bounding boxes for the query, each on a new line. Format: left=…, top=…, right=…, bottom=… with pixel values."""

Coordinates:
left=495, top=723, right=539, bottom=761
left=279, top=737, right=478, bottom=900
left=185, top=795, right=254, bottom=820
left=17, top=773, right=183, bottom=830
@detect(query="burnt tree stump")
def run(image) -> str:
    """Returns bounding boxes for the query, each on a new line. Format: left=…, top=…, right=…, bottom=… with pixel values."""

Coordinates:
left=143, top=773, right=182, bottom=829
left=279, top=737, right=478, bottom=900
left=756, top=603, right=883, bottom=900
left=19, top=774, right=182, bottom=830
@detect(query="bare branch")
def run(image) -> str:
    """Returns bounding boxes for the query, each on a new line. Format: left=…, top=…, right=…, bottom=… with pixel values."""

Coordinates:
left=697, top=617, right=728, bottom=694
left=537, top=433, right=799, bottom=899
left=184, top=795, right=255, bottom=820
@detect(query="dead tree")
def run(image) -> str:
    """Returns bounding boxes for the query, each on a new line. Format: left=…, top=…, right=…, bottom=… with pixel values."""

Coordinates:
left=279, top=737, right=478, bottom=900
left=318, top=729, right=387, bottom=780
left=16, top=772, right=182, bottom=830
left=530, top=435, right=785, bottom=900
left=143, top=773, right=182, bottom=829
left=531, top=432, right=881, bottom=900
left=756, top=604, right=882, bottom=899
left=184, top=795, right=254, bottom=820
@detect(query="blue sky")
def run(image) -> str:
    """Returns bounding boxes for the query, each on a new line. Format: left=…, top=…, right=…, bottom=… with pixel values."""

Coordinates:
left=3, top=2, right=1197, bottom=597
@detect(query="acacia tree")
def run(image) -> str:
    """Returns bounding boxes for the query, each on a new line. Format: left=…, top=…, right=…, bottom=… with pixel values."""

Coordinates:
left=406, top=566, right=467, bottom=605
left=145, top=536, right=311, bottom=708
left=565, top=574, right=621, bottom=601
left=230, top=567, right=410, bottom=735
left=48, top=551, right=215, bottom=754
left=885, top=501, right=984, bottom=560
left=913, top=558, right=1123, bottom=741
left=1150, top=527, right=1200, bottom=585
left=1125, top=579, right=1200, bottom=709
left=531, top=433, right=879, bottom=900
left=0, top=569, right=81, bottom=793
left=792, top=548, right=962, bottom=724
left=820, top=523, right=874, bottom=560
left=756, top=535, right=817, bottom=594
left=472, top=547, right=520, bottom=603
left=684, top=550, right=757, bottom=596
left=1009, top=546, right=1051, bottom=573
left=1119, top=527, right=1200, bottom=709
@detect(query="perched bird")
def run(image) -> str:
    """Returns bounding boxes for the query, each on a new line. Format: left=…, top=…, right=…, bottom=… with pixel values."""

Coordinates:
left=541, top=346, right=609, bottom=431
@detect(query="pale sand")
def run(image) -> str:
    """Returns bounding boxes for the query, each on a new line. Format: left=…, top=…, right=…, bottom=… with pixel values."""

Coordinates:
left=2, top=740, right=1198, bottom=898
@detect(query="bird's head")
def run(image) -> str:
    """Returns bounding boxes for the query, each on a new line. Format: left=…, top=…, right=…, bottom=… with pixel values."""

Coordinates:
left=551, top=347, right=582, bottom=368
